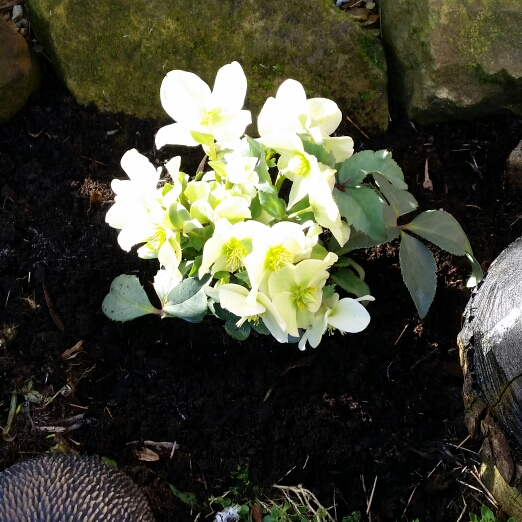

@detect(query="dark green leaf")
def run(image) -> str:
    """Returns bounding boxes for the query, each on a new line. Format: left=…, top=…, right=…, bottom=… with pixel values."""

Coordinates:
left=399, top=232, right=437, bottom=318
left=166, top=273, right=211, bottom=305
left=331, top=269, right=371, bottom=298
left=402, top=210, right=468, bottom=255
left=334, top=186, right=387, bottom=241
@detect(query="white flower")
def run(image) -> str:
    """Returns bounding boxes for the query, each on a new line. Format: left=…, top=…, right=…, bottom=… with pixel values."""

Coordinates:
left=105, top=149, right=162, bottom=230
left=298, top=293, right=374, bottom=350
left=243, top=221, right=314, bottom=301
left=260, top=131, right=330, bottom=210
left=257, top=79, right=354, bottom=162
left=208, top=283, right=288, bottom=343
left=268, top=253, right=338, bottom=337
left=198, top=218, right=266, bottom=277
left=155, top=62, right=252, bottom=148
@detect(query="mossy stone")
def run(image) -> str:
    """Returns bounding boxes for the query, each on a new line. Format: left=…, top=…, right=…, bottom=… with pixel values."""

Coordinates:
left=26, top=0, right=388, bottom=134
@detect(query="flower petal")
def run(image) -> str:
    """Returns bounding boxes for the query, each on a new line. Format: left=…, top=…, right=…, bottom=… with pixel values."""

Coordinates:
left=307, top=98, right=342, bottom=136
left=160, top=69, right=210, bottom=123
left=155, top=123, right=199, bottom=149
left=211, top=62, right=248, bottom=111
left=120, top=149, right=160, bottom=187
left=328, top=298, right=371, bottom=333
left=323, top=136, right=355, bottom=162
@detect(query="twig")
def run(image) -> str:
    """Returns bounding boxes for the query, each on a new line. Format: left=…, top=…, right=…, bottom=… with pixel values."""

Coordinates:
left=197, top=155, right=208, bottom=175
left=80, top=155, right=106, bottom=166
left=345, top=116, right=369, bottom=139
left=469, top=466, right=499, bottom=508
left=366, top=476, right=377, bottom=515
left=455, top=496, right=467, bottom=522
left=394, top=321, right=409, bottom=345
left=401, top=483, right=419, bottom=519
left=42, top=284, right=65, bottom=332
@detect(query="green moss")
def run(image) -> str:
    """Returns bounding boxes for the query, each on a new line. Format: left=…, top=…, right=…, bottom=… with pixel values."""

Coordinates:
left=26, top=0, right=388, bottom=131
left=360, top=91, right=376, bottom=102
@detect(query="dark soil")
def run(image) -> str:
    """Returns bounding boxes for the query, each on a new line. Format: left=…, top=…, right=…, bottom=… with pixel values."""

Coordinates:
left=1, top=74, right=522, bottom=522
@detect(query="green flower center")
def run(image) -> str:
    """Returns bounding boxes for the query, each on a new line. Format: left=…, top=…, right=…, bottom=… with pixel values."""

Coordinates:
left=265, top=245, right=293, bottom=271
left=293, top=286, right=317, bottom=311
left=201, top=108, right=222, bottom=128
left=146, top=227, right=166, bottom=252
left=225, top=238, right=248, bottom=272
left=287, top=153, right=311, bottom=178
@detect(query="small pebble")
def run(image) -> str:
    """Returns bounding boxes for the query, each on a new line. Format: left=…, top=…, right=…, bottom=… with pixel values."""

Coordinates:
left=11, top=5, right=23, bottom=22
left=365, top=1, right=376, bottom=10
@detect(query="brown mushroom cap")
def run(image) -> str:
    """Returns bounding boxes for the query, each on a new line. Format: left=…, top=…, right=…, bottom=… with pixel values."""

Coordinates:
left=0, top=455, right=155, bottom=521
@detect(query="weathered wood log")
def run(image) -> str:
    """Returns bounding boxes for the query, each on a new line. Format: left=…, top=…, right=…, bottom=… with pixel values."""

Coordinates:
left=458, top=237, right=522, bottom=517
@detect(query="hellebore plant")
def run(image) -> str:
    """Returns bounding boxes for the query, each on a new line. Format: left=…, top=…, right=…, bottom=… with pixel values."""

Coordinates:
left=102, top=61, right=482, bottom=348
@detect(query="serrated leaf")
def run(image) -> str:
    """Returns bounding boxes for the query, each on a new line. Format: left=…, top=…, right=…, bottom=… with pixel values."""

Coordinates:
left=163, top=291, right=208, bottom=322
left=402, top=210, right=468, bottom=255
left=331, top=269, right=371, bottom=298
left=399, top=232, right=437, bottom=318
left=166, top=273, right=211, bottom=305
left=334, top=186, right=387, bottom=241
left=373, top=173, right=418, bottom=217
left=102, top=275, right=160, bottom=322
left=336, top=150, right=407, bottom=190
left=301, top=137, right=336, bottom=168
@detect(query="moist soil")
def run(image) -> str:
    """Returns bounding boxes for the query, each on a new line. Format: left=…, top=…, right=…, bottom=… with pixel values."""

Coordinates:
left=1, top=74, right=522, bottom=522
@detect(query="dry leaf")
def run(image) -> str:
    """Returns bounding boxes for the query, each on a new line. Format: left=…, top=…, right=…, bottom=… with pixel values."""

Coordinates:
left=133, top=447, right=160, bottom=462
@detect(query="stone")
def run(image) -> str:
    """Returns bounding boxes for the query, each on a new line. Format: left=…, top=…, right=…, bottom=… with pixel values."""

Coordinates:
left=380, top=0, right=522, bottom=123
left=505, top=140, right=522, bottom=190
left=0, top=17, right=41, bottom=125
left=26, top=0, right=388, bottom=134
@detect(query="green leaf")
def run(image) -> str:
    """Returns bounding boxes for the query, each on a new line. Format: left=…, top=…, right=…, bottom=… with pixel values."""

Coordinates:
left=101, top=457, right=118, bottom=468
left=190, top=131, right=214, bottom=148
left=224, top=317, right=251, bottom=340
left=102, top=275, right=160, bottom=322
left=252, top=320, right=270, bottom=335
left=169, top=484, right=200, bottom=509
left=166, top=273, right=211, bottom=305
left=465, top=250, right=483, bottom=288
left=333, top=257, right=366, bottom=280
left=258, top=185, right=286, bottom=219
left=373, top=173, right=418, bottom=217
left=334, top=186, right=387, bottom=241
left=163, top=291, right=208, bottom=322
left=399, top=232, right=437, bottom=318
left=208, top=160, right=227, bottom=179
left=331, top=269, right=371, bottom=298
left=402, top=210, right=468, bottom=255
left=169, top=204, right=191, bottom=229
left=336, top=150, right=407, bottom=190
left=301, top=136, right=336, bottom=168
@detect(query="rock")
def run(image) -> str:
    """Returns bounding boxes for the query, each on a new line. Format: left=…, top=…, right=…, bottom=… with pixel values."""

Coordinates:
left=506, top=139, right=522, bottom=190
left=380, top=0, right=522, bottom=123
left=0, top=17, right=41, bottom=125
left=25, top=0, right=388, bottom=134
